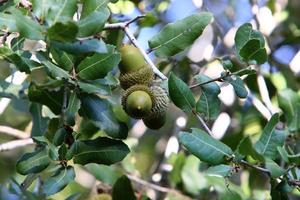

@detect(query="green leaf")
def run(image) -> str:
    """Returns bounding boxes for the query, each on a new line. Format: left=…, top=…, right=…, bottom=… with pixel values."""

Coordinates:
left=112, top=175, right=136, bottom=200
left=169, top=152, right=185, bottom=186
left=47, top=21, right=78, bottom=42
left=51, top=39, right=107, bottom=55
left=181, top=155, right=203, bottom=195
left=0, top=13, right=17, bottom=31
left=16, top=147, right=51, bottom=175
left=65, top=92, right=80, bottom=126
left=46, top=0, right=77, bottom=26
left=50, top=47, right=75, bottom=71
left=254, top=113, right=287, bottom=159
left=234, top=23, right=267, bottom=64
left=66, top=137, right=130, bottom=165
left=28, top=83, right=63, bottom=115
left=277, top=146, right=289, bottom=163
left=0, top=46, right=31, bottom=73
left=236, top=136, right=264, bottom=162
left=148, top=12, right=213, bottom=57
left=30, top=103, right=49, bottom=137
left=194, top=74, right=221, bottom=120
left=179, top=128, right=233, bottom=165
left=0, top=80, right=23, bottom=98
left=79, top=94, right=128, bottom=139
left=43, top=167, right=75, bottom=196
left=219, top=191, right=242, bottom=200
left=239, top=40, right=267, bottom=64
left=31, top=0, right=54, bottom=22
left=168, top=73, right=195, bottom=113
left=205, top=164, right=232, bottom=178
left=77, top=45, right=120, bottom=80
left=278, top=89, right=300, bottom=132
left=41, top=60, right=70, bottom=79
left=223, top=75, right=248, bottom=98
left=12, top=10, right=44, bottom=40
left=53, top=128, right=68, bottom=146
left=77, top=11, right=109, bottom=37
left=270, top=180, right=291, bottom=200
left=85, top=163, right=122, bottom=185
left=81, top=0, right=110, bottom=18
left=265, top=158, right=285, bottom=178
left=78, top=81, right=111, bottom=96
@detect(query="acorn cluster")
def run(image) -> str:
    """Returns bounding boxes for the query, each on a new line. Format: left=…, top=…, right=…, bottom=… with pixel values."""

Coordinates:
left=119, top=45, right=169, bottom=129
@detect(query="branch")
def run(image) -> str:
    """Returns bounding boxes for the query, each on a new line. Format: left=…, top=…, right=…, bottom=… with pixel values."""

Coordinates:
left=240, top=160, right=270, bottom=175
left=0, top=125, right=30, bottom=139
left=0, top=138, right=34, bottom=152
left=127, top=174, right=191, bottom=199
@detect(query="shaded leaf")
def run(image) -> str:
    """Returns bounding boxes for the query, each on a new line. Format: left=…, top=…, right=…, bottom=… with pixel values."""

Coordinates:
left=254, top=113, right=287, bottom=159
left=30, top=103, right=49, bottom=137
left=47, top=21, right=78, bottom=42
left=66, top=137, right=130, bottom=165
left=85, top=163, right=122, bottom=185
left=46, top=0, right=77, bottom=26
left=65, top=92, right=80, bottom=126
left=168, top=73, right=195, bottom=113
left=179, top=128, right=233, bottom=165
left=0, top=46, right=31, bottom=73
left=28, top=83, right=63, bottom=115
left=0, top=80, right=23, bottom=98
left=16, top=147, right=50, bottom=175
left=79, top=94, right=128, bottom=139
left=43, top=167, right=75, bottom=196
left=112, top=175, right=136, bottom=200
left=149, top=12, right=213, bottom=57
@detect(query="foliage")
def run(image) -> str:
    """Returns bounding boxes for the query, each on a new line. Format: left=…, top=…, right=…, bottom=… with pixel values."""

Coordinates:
left=0, top=0, right=300, bottom=199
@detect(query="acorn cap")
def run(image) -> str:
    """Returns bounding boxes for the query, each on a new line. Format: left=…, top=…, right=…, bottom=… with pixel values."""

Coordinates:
left=119, top=65, right=154, bottom=90
left=119, top=45, right=146, bottom=73
left=148, top=86, right=169, bottom=118
left=143, top=113, right=166, bottom=130
left=122, top=85, right=155, bottom=119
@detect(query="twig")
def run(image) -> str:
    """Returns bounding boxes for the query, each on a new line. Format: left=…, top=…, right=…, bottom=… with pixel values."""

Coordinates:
left=192, top=110, right=213, bottom=135
left=127, top=174, right=171, bottom=193
left=240, top=160, right=270, bottom=175
left=0, top=138, right=34, bottom=152
left=0, top=125, right=30, bottom=139
left=103, top=16, right=167, bottom=80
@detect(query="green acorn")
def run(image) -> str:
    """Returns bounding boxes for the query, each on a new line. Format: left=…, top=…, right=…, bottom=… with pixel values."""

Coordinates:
left=118, top=45, right=153, bottom=89
left=121, top=85, right=154, bottom=119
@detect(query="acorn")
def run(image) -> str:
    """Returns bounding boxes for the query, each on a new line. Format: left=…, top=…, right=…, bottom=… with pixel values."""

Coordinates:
left=118, top=45, right=153, bottom=89
left=119, top=45, right=145, bottom=73
left=143, top=113, right=167, bottom=130
left=142, top=86, right=169, bottom=129
left=121, top=85, right=154, bottom=119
